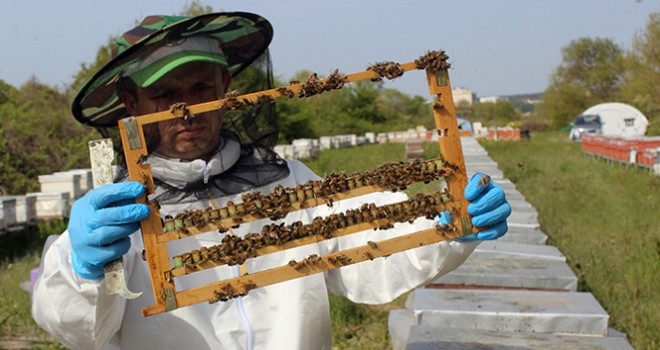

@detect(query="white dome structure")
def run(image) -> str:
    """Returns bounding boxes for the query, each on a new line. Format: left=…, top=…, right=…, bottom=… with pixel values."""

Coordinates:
left=579, top=102, right=648, bottom=138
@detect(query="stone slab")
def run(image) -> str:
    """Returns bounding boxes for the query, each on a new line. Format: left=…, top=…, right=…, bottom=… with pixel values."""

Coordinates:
left=508, top=198, right=535, bottom=211
left=467, top=168, right=505, bottom=180
left=407, top=289, right=609, bottom=336
left=475, top=241, right=563, bottom=260
left=463, top=156, right=494, bottom=163
left=431, top=249, right=578, bottom=291
left=499, top=224, right=547, bottom=245
left=404, top=326, right=634, bottom=350
left=508, top=209, right=539, bottom=226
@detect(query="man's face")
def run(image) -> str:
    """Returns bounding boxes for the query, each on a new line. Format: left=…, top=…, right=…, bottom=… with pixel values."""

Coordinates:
left=122, top=61, right=231, bottom=161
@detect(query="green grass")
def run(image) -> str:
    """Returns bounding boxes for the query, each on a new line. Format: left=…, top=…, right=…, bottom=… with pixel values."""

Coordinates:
left=1, top=221, right=67, bottom=349
left=304, top=143, right=408, bottom=176
left=480, top=132, right=659, bottom=350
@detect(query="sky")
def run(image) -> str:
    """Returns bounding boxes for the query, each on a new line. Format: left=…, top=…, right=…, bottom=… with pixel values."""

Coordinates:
left=2, top=0, right=659, bottom=99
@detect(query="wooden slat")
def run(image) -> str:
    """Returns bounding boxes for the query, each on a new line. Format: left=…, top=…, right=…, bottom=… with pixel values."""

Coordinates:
left=132, top=62, right=418, bottom=127
left=143, top=225, right=461, bottom=317
left=426, top=69, right=476, bottom=236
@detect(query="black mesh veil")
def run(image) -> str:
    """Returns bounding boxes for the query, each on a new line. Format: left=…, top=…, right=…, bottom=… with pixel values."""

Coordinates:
left=99, top=50, right=290, bottom=205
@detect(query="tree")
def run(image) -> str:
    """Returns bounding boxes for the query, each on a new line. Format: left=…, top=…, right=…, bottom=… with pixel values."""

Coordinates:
left=179, top=0, right=213, bottom=17
left=470, top=100, right=522, bottom=127
left=0, top=79, right=96, bottom=194
left=619, top=11, right=660, bottom=135
left=378, top=89, right=432, bottom=130
left=537, top=37, right=624, bottom=128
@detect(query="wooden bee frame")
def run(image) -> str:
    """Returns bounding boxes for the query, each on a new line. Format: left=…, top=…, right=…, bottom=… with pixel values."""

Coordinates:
left=117, top=50, right=477, bottom=317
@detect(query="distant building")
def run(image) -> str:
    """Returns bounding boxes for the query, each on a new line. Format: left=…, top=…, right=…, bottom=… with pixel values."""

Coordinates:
left=479, top=96, right=500, bottom=103
left=451, top=87, right=476, bottom=107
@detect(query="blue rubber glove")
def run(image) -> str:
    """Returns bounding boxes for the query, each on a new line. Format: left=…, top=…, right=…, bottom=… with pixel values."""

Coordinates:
left=438, top=172, right=511, bottom=241
left=68, top=182, right=150, bottom=280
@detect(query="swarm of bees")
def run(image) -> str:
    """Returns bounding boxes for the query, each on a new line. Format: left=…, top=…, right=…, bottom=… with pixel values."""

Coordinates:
left=162, top=157, right=452, bottom=235
left=297, top=70, right=349, bottom=98
left=367, top=61, right=405, bottom=82
left=170, top=190, right=452, bottom=272
left=414, top=50, right=451, bottom=71
left=219, top=89, right=278, bottom=111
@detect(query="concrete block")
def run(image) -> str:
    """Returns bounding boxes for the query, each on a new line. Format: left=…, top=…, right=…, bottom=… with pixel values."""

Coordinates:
left=475, top=241, right=564, bottom=260
left=499, top=225, right=547, bottom=245
left=404, top=326, right=634, bottom=350
left=407, top=289, right=609, bottom=336
left=508, top=198, right=535, bottom=211
left=463, top=155, right=495, bottom=163
left=508, top=208, right=539, bottom=226
left=466, top=166, right=504, bottom=180
left=432, top=249, right=578, bottom=291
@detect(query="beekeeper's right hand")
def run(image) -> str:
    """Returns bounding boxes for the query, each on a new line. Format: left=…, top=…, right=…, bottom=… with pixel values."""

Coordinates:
left=68, top=182, right=150, bottom=280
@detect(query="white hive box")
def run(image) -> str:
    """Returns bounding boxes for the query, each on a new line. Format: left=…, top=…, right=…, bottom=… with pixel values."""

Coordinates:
left=292, top=139, right=315, bottom=160
left=349, top=134, right=357, bottom=146
left=38, top=173, right=82, bottom=202
left=0, top=197, right=18, bottom=229
left=319, top=136, right=333, bottom=150
left=9, top=195, right=37, bottom=225
left=27, top=192, right=70, bottom=219
left=55, top=169, right=93, bottom=197
left=273, top=145, right=295, bottom=160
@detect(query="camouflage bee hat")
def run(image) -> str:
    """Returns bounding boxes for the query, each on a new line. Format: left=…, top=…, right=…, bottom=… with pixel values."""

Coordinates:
left=72, top=12, right=273, bottom=127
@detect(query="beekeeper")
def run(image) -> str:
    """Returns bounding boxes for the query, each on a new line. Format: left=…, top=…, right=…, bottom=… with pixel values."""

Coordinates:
left=32, top=11, right=511, bottom=350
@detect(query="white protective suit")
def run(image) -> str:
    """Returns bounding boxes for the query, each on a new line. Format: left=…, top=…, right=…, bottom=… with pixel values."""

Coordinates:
left=32, top=139, right=478, bottom=350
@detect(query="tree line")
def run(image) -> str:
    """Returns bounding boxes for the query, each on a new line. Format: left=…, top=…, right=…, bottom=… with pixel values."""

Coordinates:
left=1, top=3, right=658, bottom=195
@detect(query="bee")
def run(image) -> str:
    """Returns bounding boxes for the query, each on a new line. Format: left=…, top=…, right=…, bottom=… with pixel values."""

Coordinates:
left=225, top=90, right=241, bottom=98
left=367, top=241, right=378, bottom=249
left=242, top=282, right=257, bottom=293
left=164, top=271, right=173, bottom=284
left=169, top=102, right=189, bottom=118
left=136, top=153, right=147, bottom=164
left=140, top=172, right=149, bottom=186
left=478, top=174, right=491, bottom=187
left=256, top=94, right=276, bottom=105
left=337, top=254, right=352, bottom=265
left=276, top=87, right=295, bottom=98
